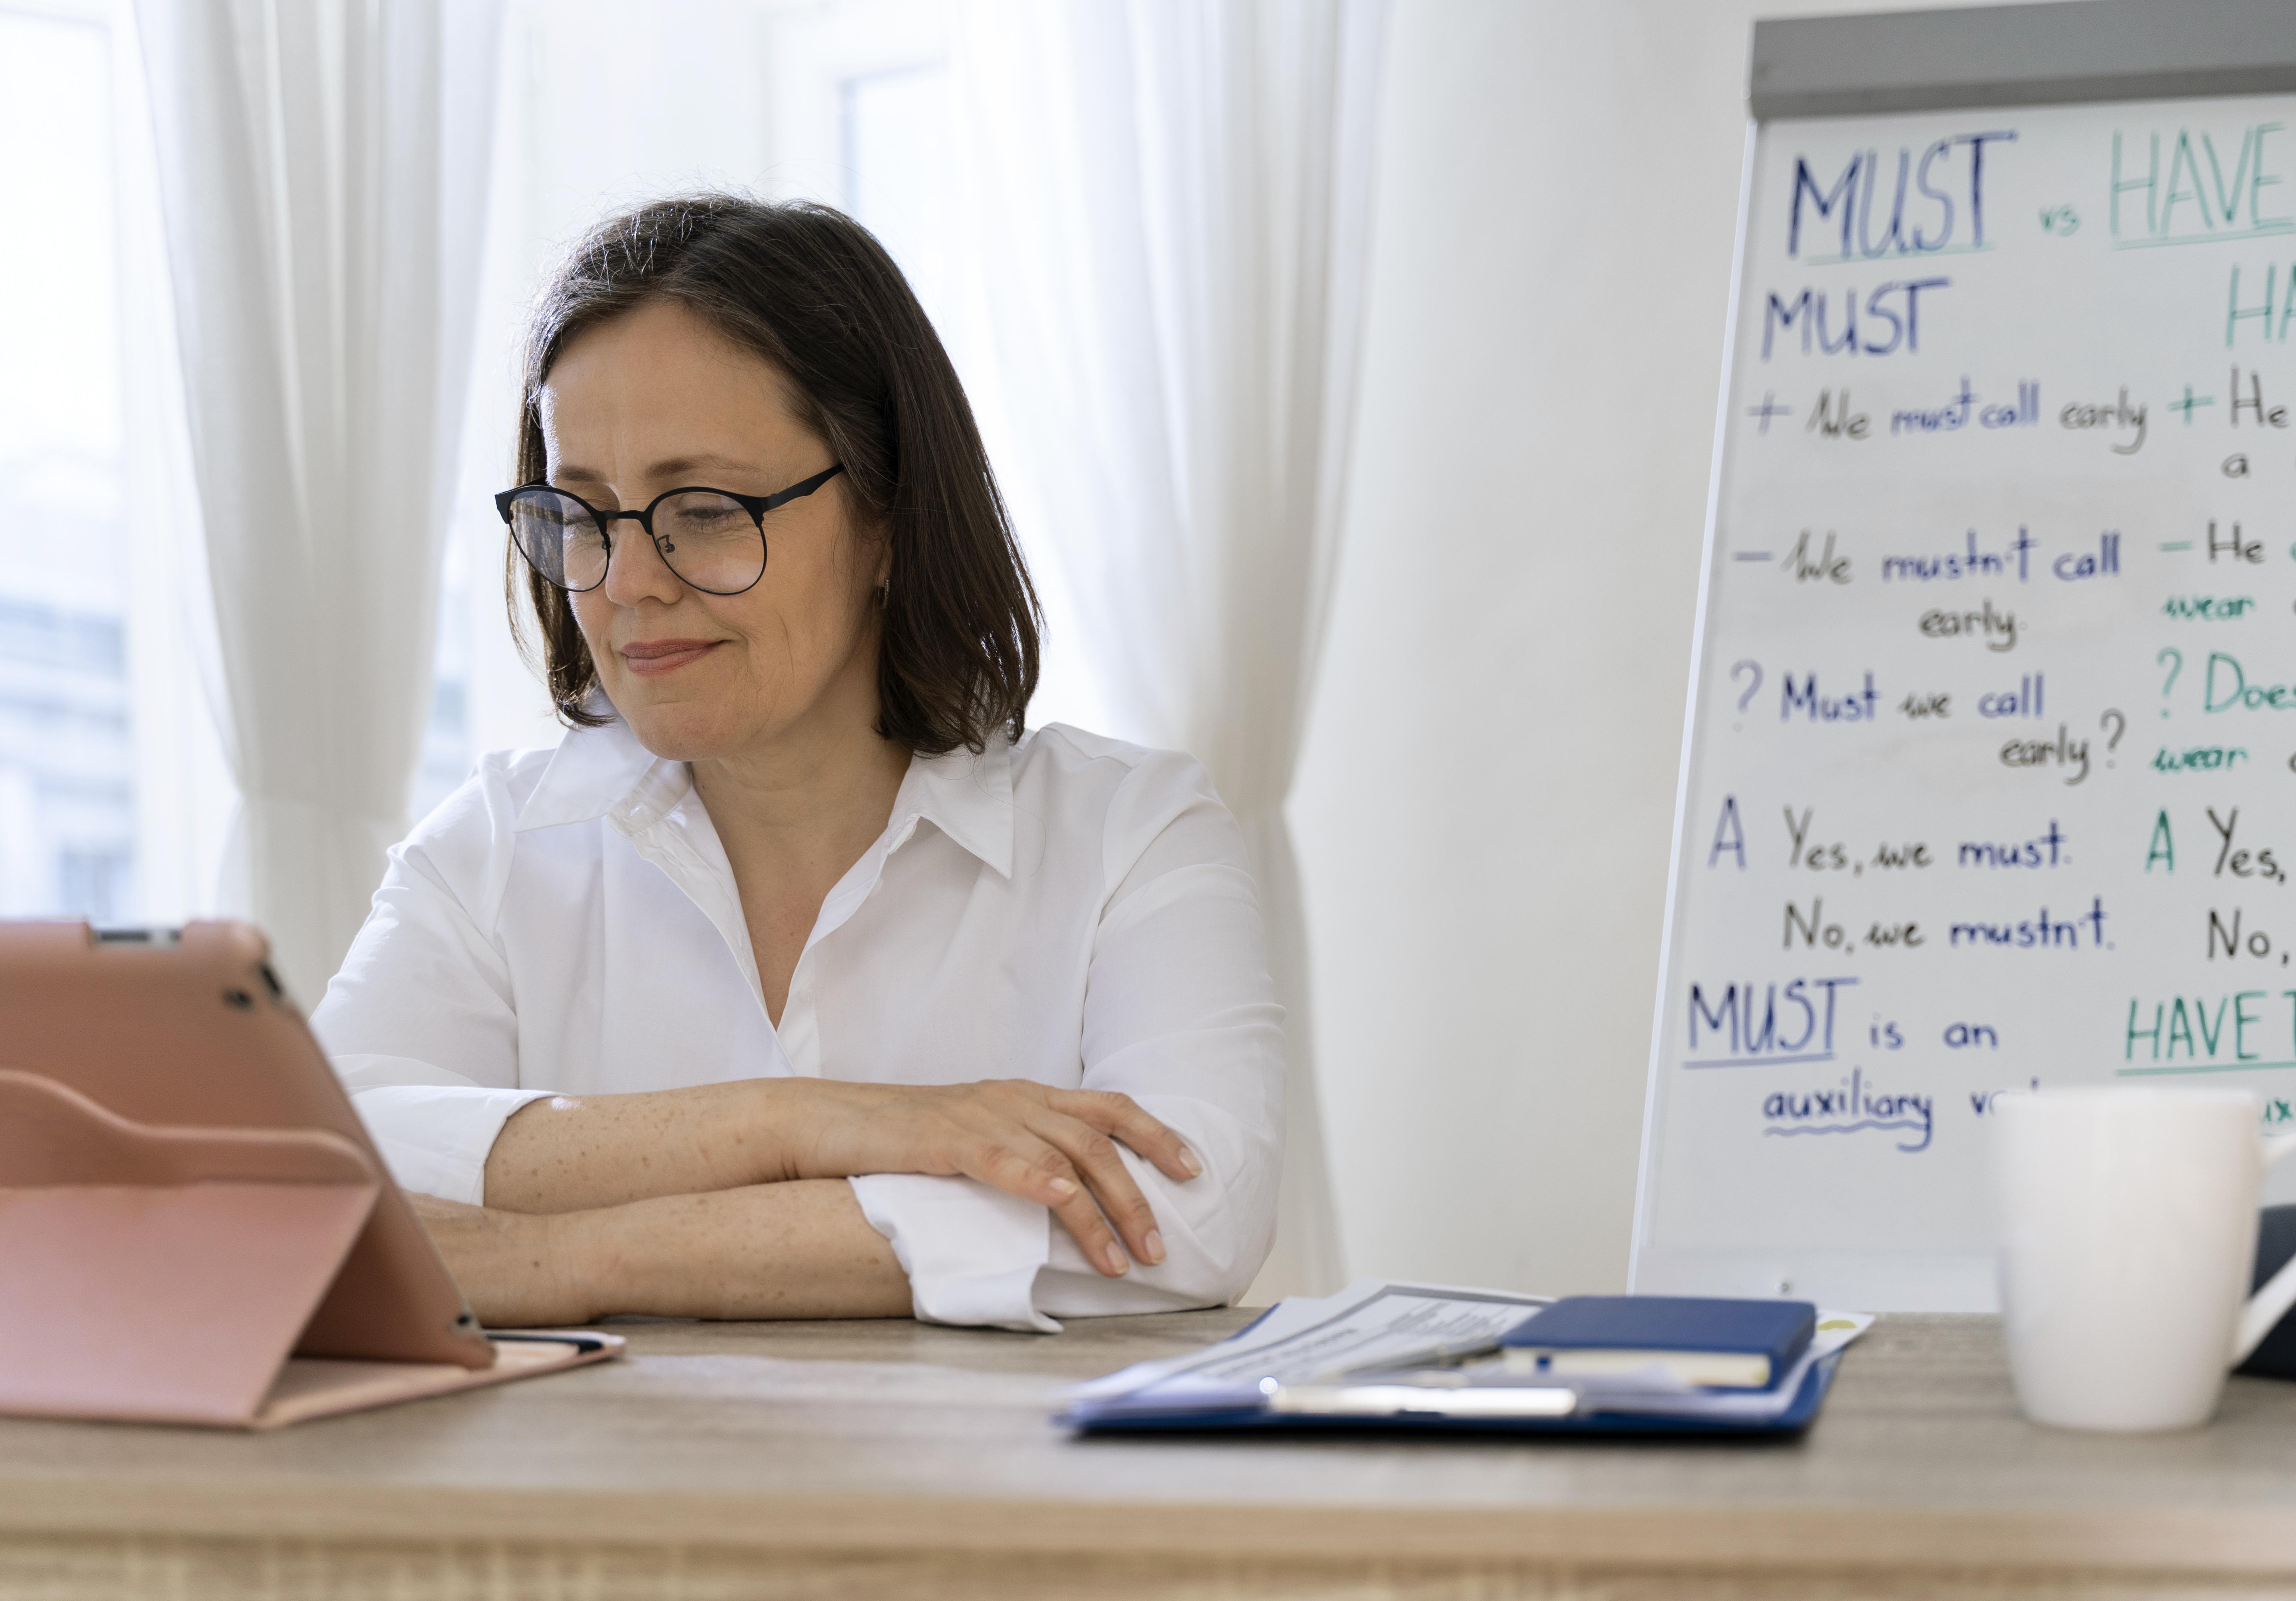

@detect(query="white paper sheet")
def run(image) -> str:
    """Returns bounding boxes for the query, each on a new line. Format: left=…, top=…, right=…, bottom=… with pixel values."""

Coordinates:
left=1069, top=1279, right=1551, bottom=1403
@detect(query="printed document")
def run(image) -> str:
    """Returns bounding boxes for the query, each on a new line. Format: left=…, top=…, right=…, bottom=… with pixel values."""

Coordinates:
left=1070, top=1280, right=1551, bottom=1404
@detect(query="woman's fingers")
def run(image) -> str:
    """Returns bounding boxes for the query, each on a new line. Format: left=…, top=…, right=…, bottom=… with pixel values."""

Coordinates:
left=1030, top=1111, right=1166, bottom=1270
left=969, top=1135, right=1087, bottom=1211
left=872, top=1082, right=1198, bottom=1279
left=1047, top=1088, right=1202, bottom=1183
left=1052, top=1179, right=1135, bottom=1277
left=968, top=1134, right=1132, bottom=1276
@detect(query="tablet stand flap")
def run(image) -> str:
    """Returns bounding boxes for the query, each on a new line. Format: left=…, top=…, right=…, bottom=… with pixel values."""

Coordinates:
left=0, top=1070, right=380, bottom=1427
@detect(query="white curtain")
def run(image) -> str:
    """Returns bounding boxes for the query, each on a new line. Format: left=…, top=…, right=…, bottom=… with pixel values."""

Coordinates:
left=952, top=0, right=1388, bottom=1300
left=133, top=0, right=502, bottom=1003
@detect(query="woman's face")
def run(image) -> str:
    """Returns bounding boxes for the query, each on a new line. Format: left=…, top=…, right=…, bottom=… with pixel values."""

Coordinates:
left=540, top=297, right=885, bottom=763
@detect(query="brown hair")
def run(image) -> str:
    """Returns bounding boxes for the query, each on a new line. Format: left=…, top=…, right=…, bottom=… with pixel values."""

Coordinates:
left=509, top=194, right=1040, bottom=754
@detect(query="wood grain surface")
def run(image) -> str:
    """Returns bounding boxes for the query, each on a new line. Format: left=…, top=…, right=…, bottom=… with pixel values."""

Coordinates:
left=4, top=1310, right=2295, bottom=1599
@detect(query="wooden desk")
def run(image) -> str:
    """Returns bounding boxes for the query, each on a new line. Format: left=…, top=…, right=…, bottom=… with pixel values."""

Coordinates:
left=4, top=1311, right=2296, bottom=1599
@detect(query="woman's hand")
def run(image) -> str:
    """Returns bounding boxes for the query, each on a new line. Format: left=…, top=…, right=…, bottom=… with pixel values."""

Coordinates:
left=782, top=1080, right=1204, bottom=1278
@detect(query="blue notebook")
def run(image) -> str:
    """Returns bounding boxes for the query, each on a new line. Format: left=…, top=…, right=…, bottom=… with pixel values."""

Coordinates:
left=1498, top=1296, right=1817, bottom=1390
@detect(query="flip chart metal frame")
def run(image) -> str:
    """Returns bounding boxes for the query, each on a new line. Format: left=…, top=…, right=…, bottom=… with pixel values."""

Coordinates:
left=1752, top=0, right=2296, bottom=122
left=1632, top=0, right=2296, bottom=1300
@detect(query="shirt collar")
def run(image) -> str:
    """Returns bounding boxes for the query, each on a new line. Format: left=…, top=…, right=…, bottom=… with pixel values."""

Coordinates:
left=514, top=714, right=680, bottom=833
left=516, top=715, right=1016, bottom=878
left=893, top=735, right=1015, bottom=879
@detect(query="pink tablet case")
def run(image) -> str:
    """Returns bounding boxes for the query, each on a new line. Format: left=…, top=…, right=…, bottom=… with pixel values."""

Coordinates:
left=0, top=1069, right=620, bottom=1430
left=0, top=919, right=495, bottom=1370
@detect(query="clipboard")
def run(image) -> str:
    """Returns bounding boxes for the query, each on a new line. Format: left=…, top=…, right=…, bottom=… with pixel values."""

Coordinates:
left=1057, top=1280, right=1866, bottom=1439
left=1061, top=1349, right=1844, bottom=1437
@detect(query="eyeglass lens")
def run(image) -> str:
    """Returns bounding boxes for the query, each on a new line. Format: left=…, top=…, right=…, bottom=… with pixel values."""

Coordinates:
left=506, top=490, right=767, bottom=595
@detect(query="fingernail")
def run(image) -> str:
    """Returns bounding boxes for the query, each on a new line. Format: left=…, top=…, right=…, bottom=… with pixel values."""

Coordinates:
left=1104, top=1243, right=1129, bottom=1274
left=1144, top=1228, right=1165, bottom=1264
left=1178, top=1146, right=1203, bottom=1178
left=1048, top=1177, right=1077, bottom=1199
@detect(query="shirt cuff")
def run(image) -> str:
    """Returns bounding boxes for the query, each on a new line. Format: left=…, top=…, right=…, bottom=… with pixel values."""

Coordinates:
left=346, top=1081, right=552, bottom=1205
left=849, top=1173, right=1058, bottom=1332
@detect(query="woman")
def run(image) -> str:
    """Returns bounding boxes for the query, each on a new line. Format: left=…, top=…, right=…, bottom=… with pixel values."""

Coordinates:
left=313, top=196, right=1282, bottom=1334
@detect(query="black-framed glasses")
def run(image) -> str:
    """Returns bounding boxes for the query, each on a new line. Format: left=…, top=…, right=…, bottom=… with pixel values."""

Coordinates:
left=496, top=463, right=845, bottom=596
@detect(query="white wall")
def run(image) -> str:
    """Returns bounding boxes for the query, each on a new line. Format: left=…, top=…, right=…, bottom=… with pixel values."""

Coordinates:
left=1295, top=0, right=2017, bottom=1296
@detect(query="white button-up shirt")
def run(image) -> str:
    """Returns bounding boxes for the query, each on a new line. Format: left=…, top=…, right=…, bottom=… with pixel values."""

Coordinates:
left=311, top=716, right=1283, bottom=1332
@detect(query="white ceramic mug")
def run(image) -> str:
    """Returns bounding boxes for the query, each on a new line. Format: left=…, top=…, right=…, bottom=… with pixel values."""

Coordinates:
left=1989, top=1085, right=2296, bottom=1431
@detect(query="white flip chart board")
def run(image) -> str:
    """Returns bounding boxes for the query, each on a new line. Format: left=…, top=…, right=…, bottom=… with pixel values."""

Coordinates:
left=1634, top=0, right=2296, bottom=1310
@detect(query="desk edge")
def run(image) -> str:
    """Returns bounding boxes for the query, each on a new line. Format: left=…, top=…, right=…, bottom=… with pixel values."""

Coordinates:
left=1, top=1483, right=2292, bottom=1577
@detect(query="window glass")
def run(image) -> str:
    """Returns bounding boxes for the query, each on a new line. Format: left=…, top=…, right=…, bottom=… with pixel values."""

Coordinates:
left=840, top=52, right=1110, bottom=736
left=411, top=538, right=476, bottom=823
left=0, top=13, right=135, bottom=919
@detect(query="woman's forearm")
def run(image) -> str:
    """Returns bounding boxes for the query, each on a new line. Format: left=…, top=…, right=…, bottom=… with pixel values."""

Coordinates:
left=415, top=1180, right=911, bottom=1325
left=480, top=1078, right=1196, bottom=1284
left=483, top=1079, right=821, bottom=1213
left=576, top=1179, right=910, bottom=1320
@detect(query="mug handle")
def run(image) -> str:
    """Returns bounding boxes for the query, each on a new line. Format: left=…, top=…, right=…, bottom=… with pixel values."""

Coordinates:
left=2232, top=1132, right=2296, bottom=1365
